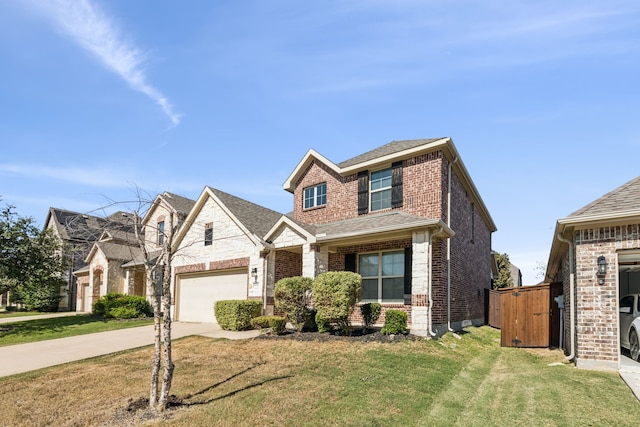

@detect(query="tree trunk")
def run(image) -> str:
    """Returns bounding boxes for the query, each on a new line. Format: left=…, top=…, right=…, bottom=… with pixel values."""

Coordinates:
left=157, top=260, right=174, bottom=410
left=148, top=270, right=162, bottom=409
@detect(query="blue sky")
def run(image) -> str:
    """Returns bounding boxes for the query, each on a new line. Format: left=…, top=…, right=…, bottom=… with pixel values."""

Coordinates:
left=1, top=1, right=639, bottom=284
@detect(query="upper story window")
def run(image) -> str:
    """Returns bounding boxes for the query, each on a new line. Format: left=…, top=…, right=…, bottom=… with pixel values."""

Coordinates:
left=303, top=183, right=327, bottom=209
left=204, top=222, right=213, bottom=246
left=358, top=161, right=403, bottom=215
left=157, top=221, right=165, bottom=245
left=370, top=168, right=392, bottom=211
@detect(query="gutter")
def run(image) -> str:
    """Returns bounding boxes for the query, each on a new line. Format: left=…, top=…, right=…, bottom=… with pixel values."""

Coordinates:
left=556, top=233, right=575, bottom=361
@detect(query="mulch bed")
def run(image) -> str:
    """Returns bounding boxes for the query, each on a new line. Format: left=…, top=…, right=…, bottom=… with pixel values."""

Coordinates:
left=254, top=328, right=424, bottom=343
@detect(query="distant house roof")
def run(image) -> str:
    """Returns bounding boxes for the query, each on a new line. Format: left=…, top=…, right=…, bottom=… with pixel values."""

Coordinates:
left=160, top=192, right=196, bottom=216
left=46, top=208, right=134, bottom=243
left=91, top=241, right=143, bottom=263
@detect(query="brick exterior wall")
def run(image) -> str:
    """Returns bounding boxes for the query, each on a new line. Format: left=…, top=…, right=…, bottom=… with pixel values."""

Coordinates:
left=274, top=250, right=302, bottom=283
left=561, top=224, right=640, bottom=368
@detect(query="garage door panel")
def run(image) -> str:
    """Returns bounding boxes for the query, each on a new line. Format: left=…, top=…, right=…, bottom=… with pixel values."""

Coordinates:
left=177, top=270, right=248, bottom=323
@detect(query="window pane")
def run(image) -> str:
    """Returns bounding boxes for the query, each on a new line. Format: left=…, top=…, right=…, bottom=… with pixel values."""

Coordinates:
left=304, top=187, right=314, bottom=209
left=316, top=183, right=326, bottom=206
left=359, top=254, right=378, bottom=277
left=361, top=278, right=379, bottom=301
left=382, top=251, right=404, bottom=276
left=371, top=188, right=392, bottom=211
left=371, top=169, right=392, bottom=191
left=382, top=277, right=404, bottom=302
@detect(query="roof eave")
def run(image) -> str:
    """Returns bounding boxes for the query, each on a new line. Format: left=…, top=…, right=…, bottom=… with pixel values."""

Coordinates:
left=316, top=218, right=454, bottom=244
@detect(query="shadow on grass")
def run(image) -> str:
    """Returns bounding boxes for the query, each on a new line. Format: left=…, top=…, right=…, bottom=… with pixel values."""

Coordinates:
left=172, top=363, right=292, bottom=408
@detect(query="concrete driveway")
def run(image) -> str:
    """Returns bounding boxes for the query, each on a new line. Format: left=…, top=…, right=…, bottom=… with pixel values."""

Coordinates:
left=0, top=320, right=259, bottom=377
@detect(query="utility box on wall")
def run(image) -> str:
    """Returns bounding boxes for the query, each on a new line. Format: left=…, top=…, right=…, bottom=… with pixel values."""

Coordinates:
left=499, top=282, right=563, bottom=348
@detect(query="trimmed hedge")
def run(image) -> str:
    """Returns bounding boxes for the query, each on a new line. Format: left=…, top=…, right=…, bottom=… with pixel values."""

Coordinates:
left=313, top=271, right=361, bottom=335
left=214, top=300, right=262, bottom=331
left=381, top=309, right=408, bottom=335
left=92, top=293, right=152, bottom=319
left=274, top=276, right=314, bottom=331
left=250, top=315, right=287, bottom=335
left=360, top=302, right=381, bottom=331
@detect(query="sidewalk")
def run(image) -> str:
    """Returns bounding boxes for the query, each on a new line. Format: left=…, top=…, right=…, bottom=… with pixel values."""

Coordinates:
left=0, top=311, right=80, bottom=324
left=0, top=321, right=259, bottom=377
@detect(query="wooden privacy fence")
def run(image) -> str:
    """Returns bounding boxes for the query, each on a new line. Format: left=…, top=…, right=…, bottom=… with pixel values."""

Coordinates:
left=486, top=283, right=563, bottom=348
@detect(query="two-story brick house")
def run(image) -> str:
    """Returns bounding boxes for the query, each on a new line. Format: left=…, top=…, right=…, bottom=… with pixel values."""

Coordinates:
left=172, top=137, right=495, bottom=336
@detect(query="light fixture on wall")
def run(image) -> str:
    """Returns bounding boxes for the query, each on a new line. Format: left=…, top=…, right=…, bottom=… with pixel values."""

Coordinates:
left=597, top=255, right=607, bottom=284
left=251, top=267, right=258, bottom=284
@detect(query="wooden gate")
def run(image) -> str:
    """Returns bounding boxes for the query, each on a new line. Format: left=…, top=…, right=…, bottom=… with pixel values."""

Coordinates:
left=500, top=283, right=562, bottom=348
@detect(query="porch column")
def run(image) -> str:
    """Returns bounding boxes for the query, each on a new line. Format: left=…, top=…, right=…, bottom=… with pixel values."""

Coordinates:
left=302, top=244, right=328, bottom=278
left=410, top=231, right=431, bottom=337
left=123, top=270, right=131, bottom=295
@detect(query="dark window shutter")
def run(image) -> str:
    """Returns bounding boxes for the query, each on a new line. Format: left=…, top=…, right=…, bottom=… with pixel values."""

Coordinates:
left=404, top=247, right=412, bottom=304
left=345, top=253, right=357, bottom=273
left=392, top=161, right=403, bottom=208
left=357, top=171, right=369, bottom=215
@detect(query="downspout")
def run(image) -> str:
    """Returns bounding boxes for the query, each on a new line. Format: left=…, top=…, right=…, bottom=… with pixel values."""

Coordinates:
left=428, top=227, right=443, bottom=337
left=447, top=156, right=458, bottom=331
left=556, top=233, right=575, bottom=362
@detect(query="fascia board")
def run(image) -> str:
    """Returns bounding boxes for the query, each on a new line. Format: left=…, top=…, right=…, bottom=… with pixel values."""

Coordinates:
left=283, top=149, right=341, bottom=193
left=316, top=219, right=454, bottom=243
left=557, top=210, right=640, bottom=229
left=264, top=216, right=316, bottom=244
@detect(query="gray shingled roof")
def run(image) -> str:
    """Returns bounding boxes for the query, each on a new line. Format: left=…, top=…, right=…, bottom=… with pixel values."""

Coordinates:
left=315, top=211, right=439, bottom=239
left=208, top=187, right=284, bottom=239
left=49, top=208, right=134, bottom=242
left=568, top=176, right=640, bottom=218
left=95, top=241, right=143, bottom=263
left=337, top=138, right=444, bottom=168
left=162, top=192, right=196, bottom=216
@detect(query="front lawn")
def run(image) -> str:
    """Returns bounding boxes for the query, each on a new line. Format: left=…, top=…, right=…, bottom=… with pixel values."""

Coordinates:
left=1, top=326, right=637, bottom=426
left=0, top=314, right=153, bottom=346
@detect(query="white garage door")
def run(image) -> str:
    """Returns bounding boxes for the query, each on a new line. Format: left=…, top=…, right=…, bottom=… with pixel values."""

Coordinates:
left=177, top=269, right=248, bottom=323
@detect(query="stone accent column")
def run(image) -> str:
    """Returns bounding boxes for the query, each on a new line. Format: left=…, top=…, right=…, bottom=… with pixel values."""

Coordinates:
left=302, top=244, right=328, bottom=278
left=411, top=231, right=431, bottom=337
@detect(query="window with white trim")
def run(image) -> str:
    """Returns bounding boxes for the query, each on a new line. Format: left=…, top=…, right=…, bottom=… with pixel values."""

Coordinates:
left=204, top=222, right=213, bottom=246
left=157, top=221, right=165, bottom=245
left=359, top=250, right=404, bottom=303
left=370, top=168, right=392, bottom=211
left=303, top=183, right=327, bottom=209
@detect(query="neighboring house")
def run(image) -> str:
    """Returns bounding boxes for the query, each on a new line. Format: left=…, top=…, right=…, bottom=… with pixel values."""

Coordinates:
left=172, top=137, right=496, bottom=336
left=490, top=251, right=523, bottom=288
left=44, top=208, right=133, bottom=311
left=80, top=192, right=195, bottom=312
left=546, top=176, right=640, bottom=370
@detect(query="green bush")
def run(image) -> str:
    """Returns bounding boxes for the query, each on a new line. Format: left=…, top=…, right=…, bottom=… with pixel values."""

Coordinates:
left=19, top=277, right=64, bottom=312
left=92, top=293, right=152, bottom=319
left=360, top=302, right=381, bottom=331
left=381, top=309, right=408, bottom=335
left=315, top=311, right=330, bottom=333
left=215, top=300, right=262, bottom=331
left=313, top=271, right=361, bottom=335
left=274, top=276, right=314, bottom=332
left=250, top=315, right=287, bottom=335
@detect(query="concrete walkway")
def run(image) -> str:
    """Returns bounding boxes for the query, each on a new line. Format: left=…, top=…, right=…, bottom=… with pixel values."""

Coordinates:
left=619, top=354, right=640, bottom=400
left=0, top=321, right=259, bottom=377
left=0, top=311, right=80, bottom=324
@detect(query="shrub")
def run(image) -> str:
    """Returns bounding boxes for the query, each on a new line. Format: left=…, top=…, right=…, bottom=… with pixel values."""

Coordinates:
left=250, top=315, right=287, bottom=335
left=381, top=309, right=408, bottom=335
left=360, top=302, right=381, bottom=331
left=215, top=300, right=262, bottom=331
left=92, top=293, right=152, bottom=319
left=313, top=271, right=361, bottom=335
left=274, top=276, right=314, bottom=332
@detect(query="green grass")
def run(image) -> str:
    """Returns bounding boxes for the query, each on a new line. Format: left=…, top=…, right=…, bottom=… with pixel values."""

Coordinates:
left=1, top=327, right=638, bottom=426
left=0, top=314, right=153, bottom=346
left=0, top=310, right=48, bottom=318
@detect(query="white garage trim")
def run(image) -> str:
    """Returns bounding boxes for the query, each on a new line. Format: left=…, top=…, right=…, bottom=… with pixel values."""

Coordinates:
left=176, top=268, right=248, bottom=323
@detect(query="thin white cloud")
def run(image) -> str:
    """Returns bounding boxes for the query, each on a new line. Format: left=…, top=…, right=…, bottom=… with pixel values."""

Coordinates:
left=29, top=0, right=181, bottom=126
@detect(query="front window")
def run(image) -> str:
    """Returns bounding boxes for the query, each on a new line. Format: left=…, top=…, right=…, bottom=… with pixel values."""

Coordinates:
left=303, top=183, right=327, bottom=209
left=157, top=221, right=165, bottom=245
left=359, top=250, right=404, bottom=303
left=370, top=168, right=392, bottom=211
